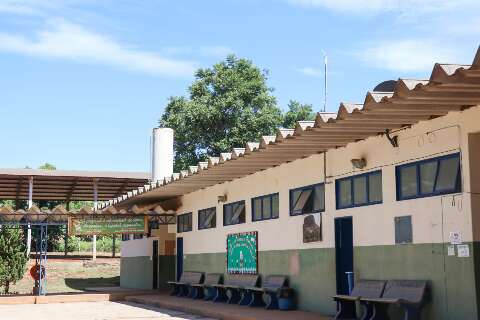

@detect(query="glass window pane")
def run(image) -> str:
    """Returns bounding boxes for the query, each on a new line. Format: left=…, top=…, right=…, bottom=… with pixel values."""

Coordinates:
left=207, top=208, right=216, bottom=228
left=313, top=185, right=325, bottom=211
left=238, top=203, right=246, bottom=223
left=369, top=172, right=383, bottom=203
left=253, top=198, right=262, bottom=221
left=353, top=176, right=367, bottom=205
left=199, top=211, right=204, bottom=227
left=400, top=165, right=418, bottom=198
left=294, top=189, right=313, bottom=213
left=224, top=205, right=232, bottom=225
left=200, top=208, right=215, bottom=229
left=420, top=161, right=438, bottom=194
left=436, top=157, right=460, bottom=192
left=290, top=190, right=302, bottom=213
left=202, top=210, right=207, bottom=227
left=272, top=194, right=279, bottom=218
left=262, top=197, right=271, bottom=219
left=230, top=202, right=245, bottom=224
left=338, top=179, right=352, bottom=208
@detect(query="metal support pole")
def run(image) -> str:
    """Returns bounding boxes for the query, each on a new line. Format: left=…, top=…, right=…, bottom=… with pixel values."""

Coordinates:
left=34, top=226, right=40, bottom=290
left=112, top=235, right=116, bottom=258
left=27, top=176, right=33, bottom=258
left=64, top=226, right=68, bottom=256
left=93, top=179, right=98, bottom=261
left=39, top=224, right=48, bottom=295
left=65, top=202, right=69, bottom=256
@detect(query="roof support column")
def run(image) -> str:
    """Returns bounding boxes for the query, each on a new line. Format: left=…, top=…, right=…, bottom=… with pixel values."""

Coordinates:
left=26, top=176, right=33, bottom=258
left=92, top=178, right=98, bottom=261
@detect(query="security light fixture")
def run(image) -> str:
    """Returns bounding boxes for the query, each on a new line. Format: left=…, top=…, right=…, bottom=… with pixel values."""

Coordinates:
left=351, top=158, right=366, bottom=169
left=217, top=194, right=227, bottom=203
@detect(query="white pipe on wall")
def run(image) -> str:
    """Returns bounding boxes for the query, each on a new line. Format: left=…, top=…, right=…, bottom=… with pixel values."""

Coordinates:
left=151, top=127, right=174, bottom=182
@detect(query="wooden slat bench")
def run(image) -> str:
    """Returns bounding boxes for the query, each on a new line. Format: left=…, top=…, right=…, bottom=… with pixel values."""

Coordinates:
left=189, top=273, right=223, bottom=300
left=360, top=280, right=428, bottom=320
left=244, top=275, right=290, bottom=309
left=167, top=271, right=204, bottom=297
left=333, top=279, right=386, bottom=320
left=212, top=274, right=260, bottom=304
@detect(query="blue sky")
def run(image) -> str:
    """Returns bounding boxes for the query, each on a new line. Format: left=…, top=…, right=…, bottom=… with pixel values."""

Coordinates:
left=0, top=0, right=477, bottom=172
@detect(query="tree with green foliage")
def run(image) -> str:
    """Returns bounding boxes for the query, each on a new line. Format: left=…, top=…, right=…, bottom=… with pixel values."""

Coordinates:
left=38, top=163, right=56, bottom=170
left=282, top=100, right=316, bottom=129
left=0, top=226, right=28, bottom=294
left=160, top=55, right=283, bottom=171
left=160, top=55, right=320, bottom=171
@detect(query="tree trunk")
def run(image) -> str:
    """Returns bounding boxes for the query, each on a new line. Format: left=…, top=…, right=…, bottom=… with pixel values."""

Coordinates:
left=4, top=281, right=10, bottom=294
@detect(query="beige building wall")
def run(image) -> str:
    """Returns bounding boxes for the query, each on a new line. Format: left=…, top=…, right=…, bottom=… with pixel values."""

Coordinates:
left=151, top=225, right=176, bottom=255
left=176, top=106, right=480, bottom=255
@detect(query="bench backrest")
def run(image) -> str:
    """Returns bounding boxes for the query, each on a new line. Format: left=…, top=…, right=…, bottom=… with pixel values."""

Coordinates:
left=351, top=280, right=386, bottom=298
left=263, top=275, right=288, bottom=290
left=179, top=271, right=204, bottom=284
left=204, top=273, right=223, bottom=285
left=225, top=274, right=260, bottom=287
left=382, top=280, right=427, bottom=303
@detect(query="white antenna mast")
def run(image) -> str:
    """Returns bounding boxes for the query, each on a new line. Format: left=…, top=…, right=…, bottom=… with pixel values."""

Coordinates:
left=322, top=50, right=328, bottom=112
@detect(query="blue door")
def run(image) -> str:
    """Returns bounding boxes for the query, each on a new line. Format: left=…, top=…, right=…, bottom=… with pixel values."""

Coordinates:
left=335, top=217, right=353, bottom=295
left=176, top=237, right=183, bottom=281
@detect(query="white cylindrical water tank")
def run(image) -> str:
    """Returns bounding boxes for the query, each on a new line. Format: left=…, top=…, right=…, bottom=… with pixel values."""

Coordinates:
left=151, top=127, right=174, bottom=182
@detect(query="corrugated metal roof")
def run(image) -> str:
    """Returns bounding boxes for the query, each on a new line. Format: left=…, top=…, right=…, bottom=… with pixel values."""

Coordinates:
left=99, top=46, right=480, bottom=210
left=0, top=169, right=149, bottom=201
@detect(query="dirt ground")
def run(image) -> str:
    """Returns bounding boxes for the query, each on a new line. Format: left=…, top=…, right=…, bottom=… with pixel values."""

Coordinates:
left=9, top=254, right=120, bottom=294
left=0, top=301, right=218, bottom=320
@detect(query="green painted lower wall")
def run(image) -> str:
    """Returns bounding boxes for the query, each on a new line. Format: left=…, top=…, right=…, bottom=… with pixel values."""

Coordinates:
left=183, top=242, right=480, bottom=319
left=121, top=255, right=176, bottom=290
left=355, top=243, right=478, bottom=320
left=121, top=256, right=153, bottom=289
left=184, top=248, right=337, bottom=314
left=158, top=255, right=176, bottom=289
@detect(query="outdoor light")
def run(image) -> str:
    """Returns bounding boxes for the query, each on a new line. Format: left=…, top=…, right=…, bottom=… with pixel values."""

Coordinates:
left=217, top=194, right=227, bottom=203
left=351, top=158, right=366, bottom=169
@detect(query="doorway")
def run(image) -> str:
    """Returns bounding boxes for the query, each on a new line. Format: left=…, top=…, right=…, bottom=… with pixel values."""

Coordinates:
left=176, top=237, right=183, bottom=281
left=152, top=240, right=158, bottom=289
left=335, top=216, right=354, bottom=295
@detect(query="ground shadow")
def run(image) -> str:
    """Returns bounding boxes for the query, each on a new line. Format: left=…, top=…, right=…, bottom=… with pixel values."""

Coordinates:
left=115, top=301, right=209, bottom=319
left=64, top=276, right=120, bottom=290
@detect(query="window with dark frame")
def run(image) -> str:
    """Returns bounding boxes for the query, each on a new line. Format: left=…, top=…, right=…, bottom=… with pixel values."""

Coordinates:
left=289, top=183, right=325, bottom=216
left=177, top=212, right=192, bottom=233
left=121, top=234, right=130, bottom=241
left=252, top=193, right=279, bottom=222
left=396, top=153, right=461, bottom=201
left=133, top=234, right=144, bottom=239
left=395, top=215, right=413, bottom=244
left=223, top=200, right=246, bottom=226
left=198, top=207, right=216, bottom=230
left=336, top=170, right=383, bottom=209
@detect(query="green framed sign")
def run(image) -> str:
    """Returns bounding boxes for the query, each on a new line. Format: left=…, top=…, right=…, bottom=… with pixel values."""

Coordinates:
left=227, top=231, right=258, bottom=274
left=68, top=215, right=148, bottom=236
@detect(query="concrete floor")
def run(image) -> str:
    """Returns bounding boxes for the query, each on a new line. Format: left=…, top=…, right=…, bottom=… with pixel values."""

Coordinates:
left=0, top=301, right=218, bottom=320
left=127, top=294, right=329, bottom=320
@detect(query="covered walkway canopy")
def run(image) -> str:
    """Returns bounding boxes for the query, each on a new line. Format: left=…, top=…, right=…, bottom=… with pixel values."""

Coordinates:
left=0, top=168, right=149, bottom=202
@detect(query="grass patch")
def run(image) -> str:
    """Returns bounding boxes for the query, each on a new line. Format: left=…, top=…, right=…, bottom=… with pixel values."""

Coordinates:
left=10, top=256, right=120, bottom=294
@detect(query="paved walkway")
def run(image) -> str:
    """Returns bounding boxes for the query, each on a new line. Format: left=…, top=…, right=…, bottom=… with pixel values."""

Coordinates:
left=0, top=301, right=218, bottom=320
left=126, top=293, right=330, bottom=320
